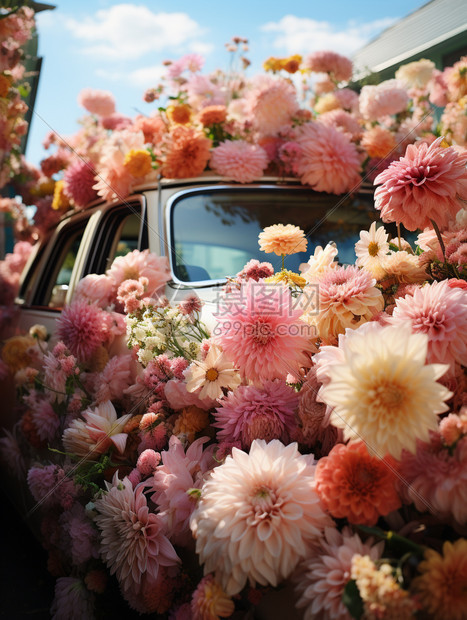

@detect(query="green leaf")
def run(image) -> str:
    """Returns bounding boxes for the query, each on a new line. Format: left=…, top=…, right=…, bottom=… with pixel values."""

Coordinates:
left=18, top=83, right=31, bottom=99
left=342, top=580, right=364, bottom=619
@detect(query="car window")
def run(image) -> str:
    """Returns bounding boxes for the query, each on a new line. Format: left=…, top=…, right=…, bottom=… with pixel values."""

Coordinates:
left=31, top=220, right=88, bottom=308
left=84, top=201, right=145, bottom=275
left=169, top=187, right=380, bottom=283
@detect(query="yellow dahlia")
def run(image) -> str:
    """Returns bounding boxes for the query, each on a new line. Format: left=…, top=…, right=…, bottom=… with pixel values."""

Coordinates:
left=413, top=539, right=467, bottom=620
left=258, top=224, right=307, bottom=256
left=319, top=324, right=451, bottom=458
left=264, top=269, right=307, bottom=288
left=123, top=149, right=153, bottom=178
left=51, top=179, right=71, bottom=211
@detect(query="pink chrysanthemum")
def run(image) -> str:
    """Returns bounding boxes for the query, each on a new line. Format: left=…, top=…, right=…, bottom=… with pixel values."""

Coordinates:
left=334, top=87, right=359, bottom=111
left=313, top=265, right=384, bottom=344
left=190, top=439, right=331, bottom=595
left=247, top=75, right=298, bottom=136
left=390, top=280, right=467, bottom=368
left=56, top=301, right=109, bottom=362
left=374, top=137, right=467, bottom=231
left=359, top=80, right=409, bottom=120
left=399, top=433, right=467, bottom=523
left=107, top=249, right=170, bottom=298
left=63, top=159, right=98, bottom=209
left=27, top=464, right=78, bottom=509
left=149, top=436, right=214, bottom=546
left=295, top=366, right=341, bottom=454
left=317, top=109, right=361, bottom=139
left=210, top=140, right=268, bottom=183
left=236, top=259, right=274, bottom=281
left=304, top=50, right=353, bottom=82
left=93, top=157, right=134, bottom=202
left=161, top=126, right=212, bottom=179
left=77, top=87, right=116, bottom=117
left=72, top=273, right=114, bottom=308
left=294, top=526, right=383, bottom=620
left=93, top=474, right=180, bottom=593
left=40, top=149, right=71, bottom=177
left=214, top=381, right=299, bottom=449
left=50, top=577, right=95, bottom=620
left=315, top=442, right=401, bottom=525
left=59, top=503, right=99, bottom=566
left=296, top=123, right=361, bottom=194
left=214, top=281, right=313, bottom=384
left=30, top=397, right=60, bottom=443
left=95, top=353, right=133, bottom=403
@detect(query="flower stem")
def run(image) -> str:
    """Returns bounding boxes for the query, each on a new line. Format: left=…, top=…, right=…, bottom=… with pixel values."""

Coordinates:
left=430, top=218, right=446, bottom=260
left=397, top=223, right=402, bottom=250
left=281, top=254, right=285, bottom=271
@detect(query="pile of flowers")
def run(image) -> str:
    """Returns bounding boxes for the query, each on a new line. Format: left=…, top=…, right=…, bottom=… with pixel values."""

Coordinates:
left=9, top=44, right=467, bottom=241
left=1, top=130, right=467, bottom=618
left=0, top=5, right=36, bottom=190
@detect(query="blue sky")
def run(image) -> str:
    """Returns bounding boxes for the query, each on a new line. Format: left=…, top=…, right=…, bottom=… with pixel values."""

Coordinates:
left=27, top=0, right=428, bottom=166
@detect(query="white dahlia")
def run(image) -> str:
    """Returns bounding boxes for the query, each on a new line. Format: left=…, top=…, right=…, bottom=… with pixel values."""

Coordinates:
left=190, top=439, right=331, bottom=595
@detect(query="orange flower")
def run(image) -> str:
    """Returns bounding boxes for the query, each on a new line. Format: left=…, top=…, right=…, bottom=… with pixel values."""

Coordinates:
left=172, top=406, right=210, bottom=441
left=124, top=149, right=153, bottom=178
left=166, top=103, right=193, bottom=125
left=258, top=223, right=307, bottom=256
left=2, top=335, right=36, bottom=374
left=281, top=55, right=302, bottom=74
left=161, top=126, right=212, bottom=179
left=198, top=105, right=227, bottom=126
left=413, top=539, right=467, bottom=620
left=263, top=56, right=282, bottom=72
left=0, top=73, right=12, bottom=98
left=361, top=126, right=397, bottom=159
left=315, top=442, right=401, bottom=525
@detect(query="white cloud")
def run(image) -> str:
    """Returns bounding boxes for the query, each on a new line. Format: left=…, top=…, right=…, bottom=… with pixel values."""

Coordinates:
left=64, top=3, right=208, bottom=60
left=261, top=15, right=396, bottom=57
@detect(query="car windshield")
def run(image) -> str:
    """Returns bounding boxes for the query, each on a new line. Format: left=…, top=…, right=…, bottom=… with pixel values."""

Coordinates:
left=169, top=186, right=379, bottom=283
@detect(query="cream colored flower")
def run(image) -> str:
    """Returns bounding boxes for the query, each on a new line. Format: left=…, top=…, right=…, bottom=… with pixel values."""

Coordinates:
left=395, top=58, right=435, bottom=88
left=319, top=325, right=451, bottom=458
left=185, top=344, right=241, bottom=400
left=381, top=250, right=428, bottom=284
left=300, top=242, right=338, bottom=284
left=355, top=222, right=389, bottom=280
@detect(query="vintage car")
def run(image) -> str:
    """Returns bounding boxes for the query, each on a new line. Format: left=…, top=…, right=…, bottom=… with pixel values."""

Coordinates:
left=16, top=174, right=380, bottom=336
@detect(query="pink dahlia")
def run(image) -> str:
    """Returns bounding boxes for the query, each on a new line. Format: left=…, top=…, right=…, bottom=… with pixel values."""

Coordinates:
left=399, top=433, right=467, bottom=523
left=374, top=137, right=467, bottom=231
left=296, top=123, right=361, bottom=194
left=94, top=353, right=133, bottom=403
left=304, top=50, right=353, bottom=82
left=149, top=436, right=215, bottom=546
left=30, top=396, right=60, bottom=443
left=56, top=301, right=109, bottom=362
left=294, top=526, right=383, bottom=620
left=359, top=80, right=409, bottom=120
left=93, top=474, right=179, bottom=593
left=190, top=439, right=331, bottom=595
left=390, top=280, right=467, bottom=369
left=50, top=577, right=94, bottom=620
left=315, top=442, right=401, bottom=525
left=77, top=87, right=116, bottom=117
left=214, top=381, right=299, bottom=448
left=72, top=273, right=114, bottom=308
left=313, top=265, right=384, bottom=344
left=214, top=281, right=313, bottom=384
left=63, top=159, right=98, bottom=209
left=107, top=249, right=170, bottom=298
left=247, top=75, right=299, bottom=136
left=210, top=140, right=268, bottom=182
left=317, top=109, right=362, bottom=140
left=59, top=503, right=99, bottom=566
left=93, top=156, right=134, bottom=203
left=334, top=87, right=359, bottom=112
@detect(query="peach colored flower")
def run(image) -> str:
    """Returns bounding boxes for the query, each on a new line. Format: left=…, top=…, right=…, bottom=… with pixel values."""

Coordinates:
left=210, top=140, right=268, bottom=183
left=166, top=103, right=193, bottom=125
left=361, top=126, right=397, bottom=159
left=359, top=80, right=409, bottom=120
left=191, top=575, right=234, bottom=620
left=198, top=105, right=227, bottom=126
left=304, top=50, right=353, bottom=82
left=374, top=137, right=467, bottom=231
left=161, top=126, right=211, bottom=179
left=395, top=58, right=435, bottom=88
left=190, top=439, right=331, bottom=595
left=380, top=251, right=428, bottom=284
left=296, top=123, right=361, bottom=194
left=317, top=109, right=362, bottom=139
left=258, top=223, right=307, bottom=256
left=78, top=88, right=116, bottom=117
left=247, top=75, right=298, bottom=136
